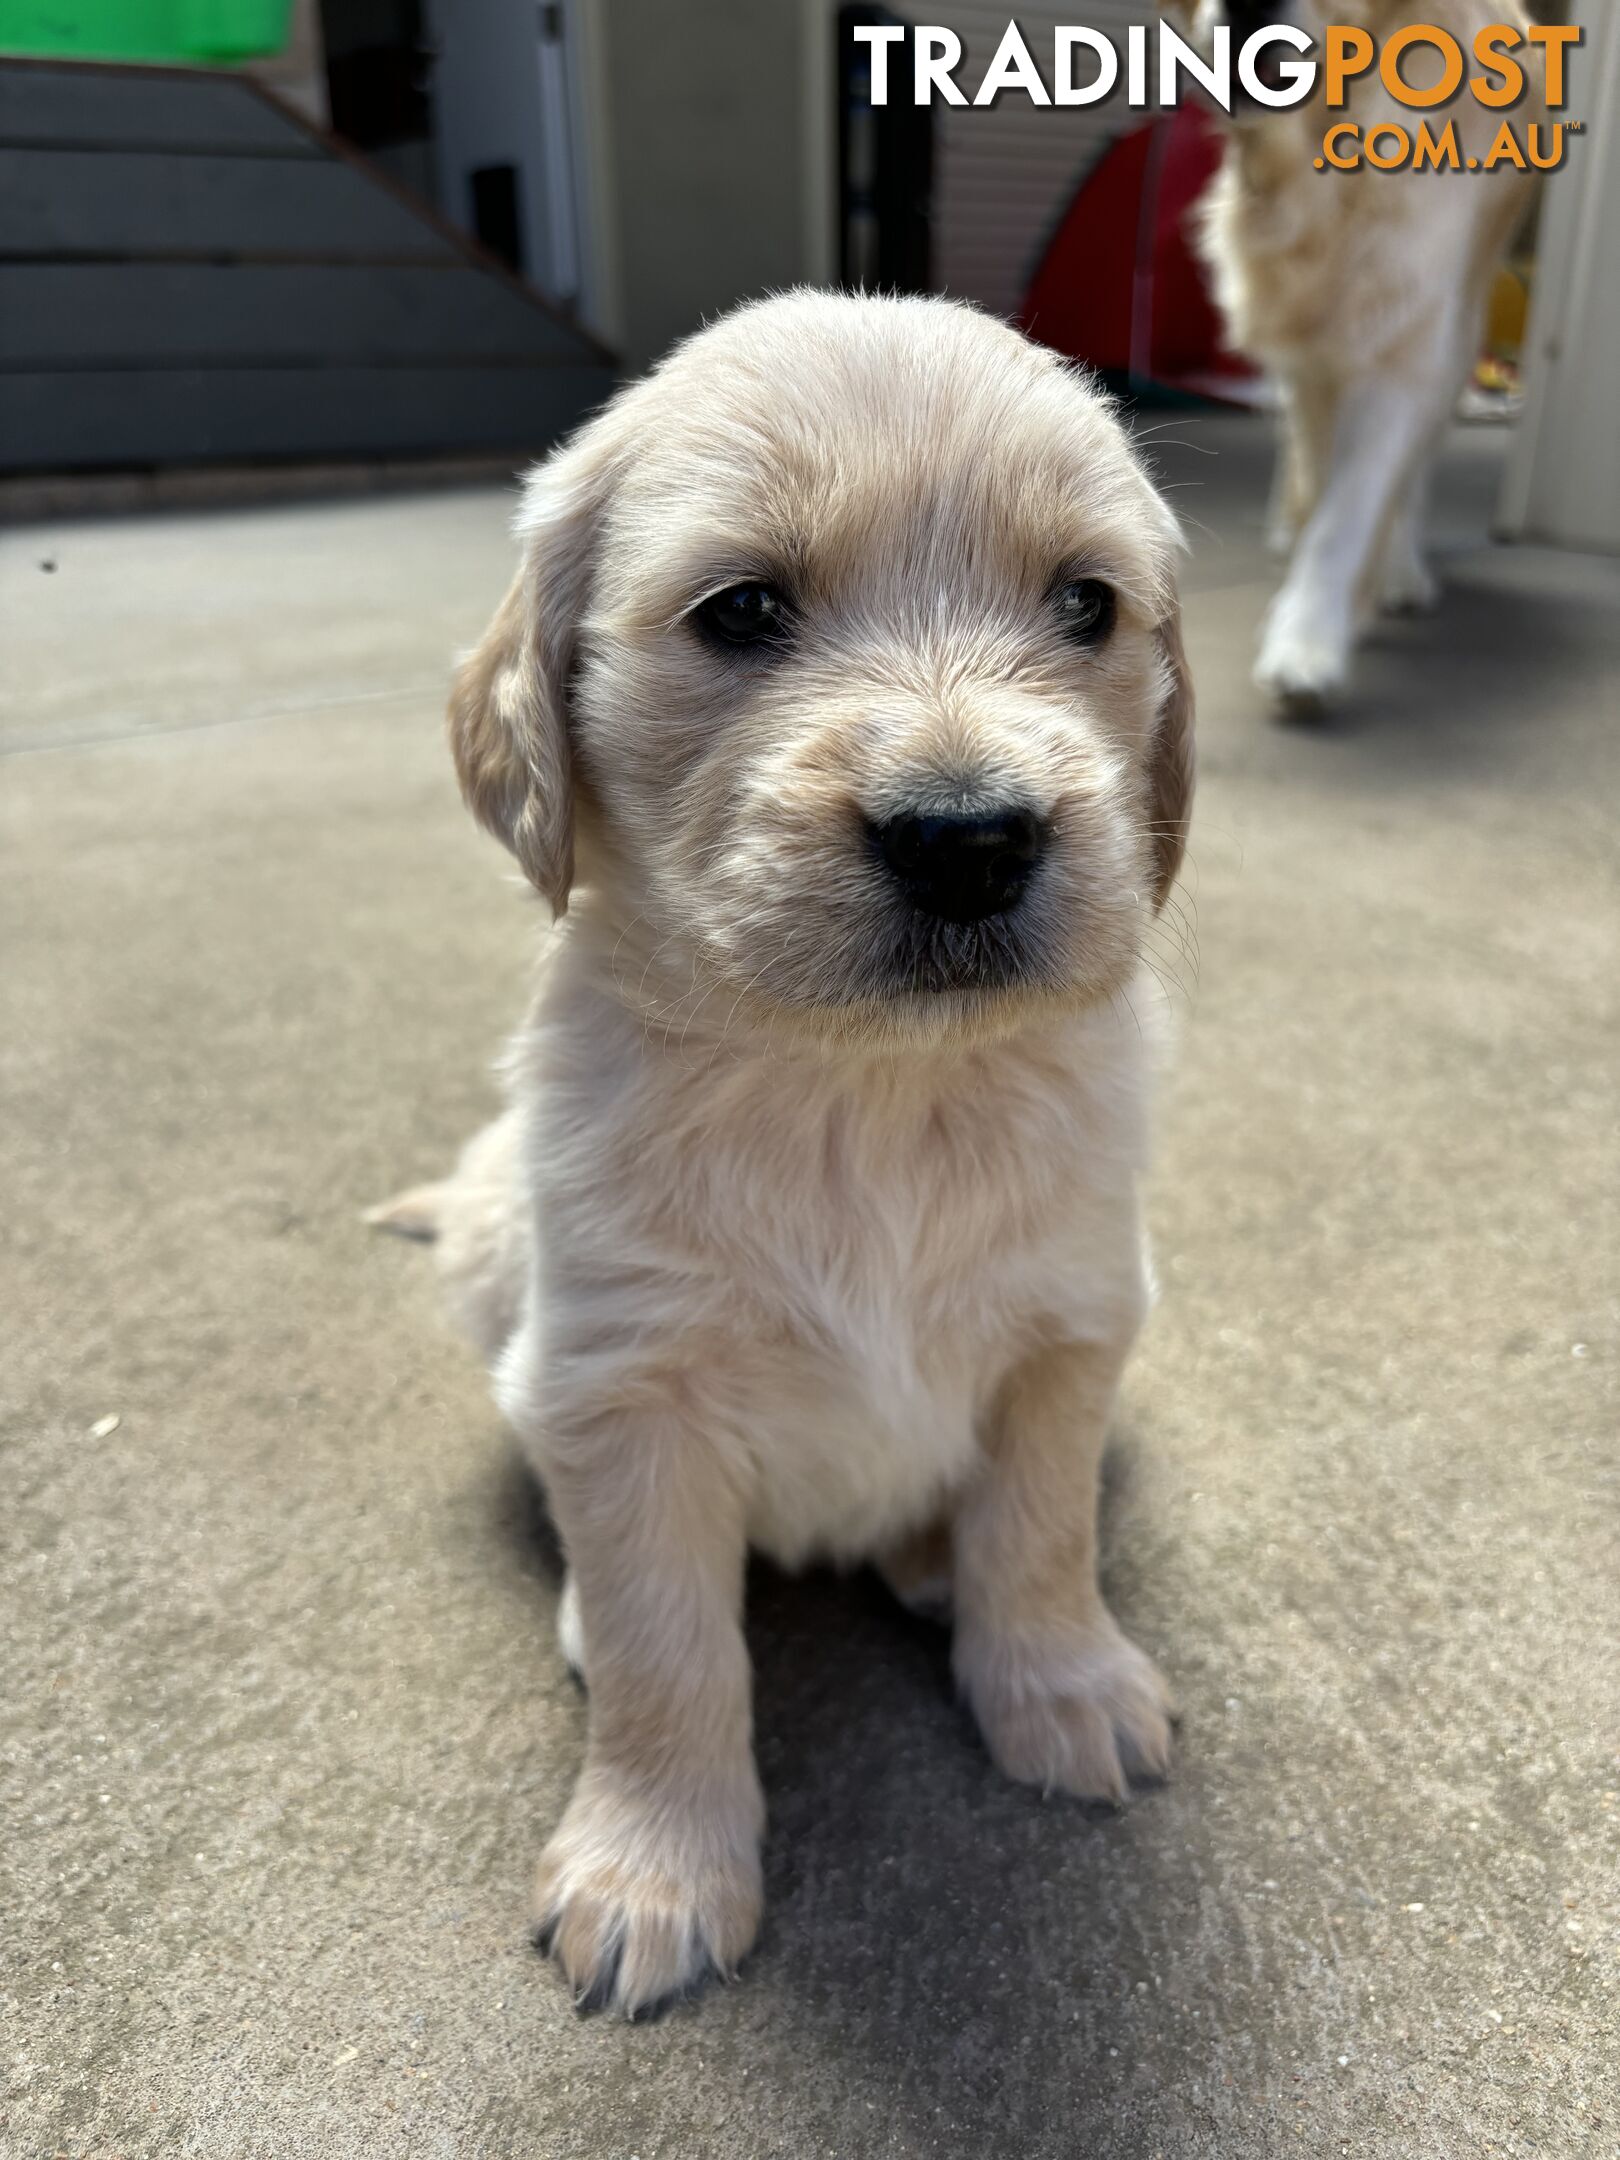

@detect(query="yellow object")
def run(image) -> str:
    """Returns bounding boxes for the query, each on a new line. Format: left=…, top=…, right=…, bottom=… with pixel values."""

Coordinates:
left=1486, top=266, right=1530, bottom=361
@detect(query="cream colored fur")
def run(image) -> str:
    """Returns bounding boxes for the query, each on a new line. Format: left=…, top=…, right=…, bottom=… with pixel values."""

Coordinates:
left=386, top=292, right=1196, bottom=2017
left=1186, top=0, right=1540, bottom=708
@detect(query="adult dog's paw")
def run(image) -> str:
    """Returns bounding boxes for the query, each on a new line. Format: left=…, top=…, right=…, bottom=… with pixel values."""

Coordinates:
left=532, top=1774, right=763, bottom=2018
left=1377, top=548, right=1441, bottom=616
left=1255, top=590, right=1351, bottom=714
left=959, top=1622, right=1174, bottom=1807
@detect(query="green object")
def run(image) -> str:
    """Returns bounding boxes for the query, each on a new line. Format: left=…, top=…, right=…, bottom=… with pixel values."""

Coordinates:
left=0, top=0, right=293, bottom=62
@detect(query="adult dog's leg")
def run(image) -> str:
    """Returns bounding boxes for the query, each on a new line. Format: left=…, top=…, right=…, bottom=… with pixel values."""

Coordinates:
left=532, top=1395, right=763, bottom=2016
left=1264, top=420, right=1297, bottom=558
left=1267, top=372, right=1338, bottom=556
left=1376, top=456, right=1441, bottom=615
left=953, top=1337, right=1172, bottom=1804
left=1256, top=371, right=1443, bottom=709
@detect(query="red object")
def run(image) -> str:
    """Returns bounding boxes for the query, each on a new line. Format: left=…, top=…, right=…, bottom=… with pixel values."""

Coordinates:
left=1019, top=106, right=1254, bottom=393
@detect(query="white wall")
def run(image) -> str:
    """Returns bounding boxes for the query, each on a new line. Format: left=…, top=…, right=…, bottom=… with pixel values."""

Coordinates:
left=425, top=0, right=596, bottom=322
left=592, top=0, right=812, bottom=372
left=1499, top=0, right=1620, bottom=553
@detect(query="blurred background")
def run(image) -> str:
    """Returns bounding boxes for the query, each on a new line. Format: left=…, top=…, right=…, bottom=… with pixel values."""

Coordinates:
left=0, top=0, right=1613, bottom=545
left=2, top=8, right=1616, bottom=2158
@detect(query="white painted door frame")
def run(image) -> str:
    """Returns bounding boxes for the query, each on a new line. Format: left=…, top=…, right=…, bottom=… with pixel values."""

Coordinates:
left=1498, top=0, right=1620, bottom=553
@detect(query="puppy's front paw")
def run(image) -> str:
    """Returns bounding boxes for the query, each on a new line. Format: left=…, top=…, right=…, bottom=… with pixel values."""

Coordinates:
left=533, top=1771, right=763, bottom=2017
left=959, top=1622, right=1174, bottom=1806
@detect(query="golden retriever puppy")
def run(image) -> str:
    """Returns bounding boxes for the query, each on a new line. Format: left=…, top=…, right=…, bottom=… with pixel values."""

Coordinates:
left=382, top=291, right=1194, bottom=2017
left=1184, top=0, right=1539, bottom=709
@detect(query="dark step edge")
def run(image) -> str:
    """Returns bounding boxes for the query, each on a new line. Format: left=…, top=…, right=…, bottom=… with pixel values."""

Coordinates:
left=0, top=448, right=542, bottom=525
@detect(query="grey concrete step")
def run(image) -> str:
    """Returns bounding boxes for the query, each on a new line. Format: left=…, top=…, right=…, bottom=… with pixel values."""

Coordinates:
left=0, top=57, right=615, bottom=473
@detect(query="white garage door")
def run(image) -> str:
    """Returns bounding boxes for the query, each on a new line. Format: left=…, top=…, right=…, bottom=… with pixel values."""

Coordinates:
left=925, top=3, right=1155, bottom=319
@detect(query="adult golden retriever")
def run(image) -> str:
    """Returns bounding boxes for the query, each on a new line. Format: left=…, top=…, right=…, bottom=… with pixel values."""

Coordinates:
left=377, top=291, right=1195, bottom=2016
left=1183, top=0, right=1541, bottom=709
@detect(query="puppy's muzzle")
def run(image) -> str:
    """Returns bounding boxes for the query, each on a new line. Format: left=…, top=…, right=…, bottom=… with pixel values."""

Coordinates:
left=868, top=806, right=1046, bottom=925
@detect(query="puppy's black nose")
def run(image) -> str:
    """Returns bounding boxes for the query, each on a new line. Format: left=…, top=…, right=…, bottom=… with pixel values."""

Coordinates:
left=869, top=807, right=1045, bottom=923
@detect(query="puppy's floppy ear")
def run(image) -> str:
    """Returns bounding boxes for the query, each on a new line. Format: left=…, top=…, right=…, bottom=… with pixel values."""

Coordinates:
left=1148, top=598, right=1196, bottom=910
left=448, top=421, right=617, bottom=915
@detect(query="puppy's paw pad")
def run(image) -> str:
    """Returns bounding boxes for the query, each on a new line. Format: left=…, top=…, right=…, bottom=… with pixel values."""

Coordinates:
left=965, top=1630, right=1174, bottom=1806
left=533, top=1798, right=762, bottom=2018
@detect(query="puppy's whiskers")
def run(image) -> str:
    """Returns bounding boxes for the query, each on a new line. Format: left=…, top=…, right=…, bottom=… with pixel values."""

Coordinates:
left=705, top=935, right=803, bottom=1074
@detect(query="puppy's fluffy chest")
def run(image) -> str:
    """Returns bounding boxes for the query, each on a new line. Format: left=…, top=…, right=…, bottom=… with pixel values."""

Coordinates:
left=530, top=964, right=1155, bottom=1562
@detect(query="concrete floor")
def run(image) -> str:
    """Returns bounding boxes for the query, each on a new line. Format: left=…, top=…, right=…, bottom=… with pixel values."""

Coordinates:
left=2, top=416, right=1616, bottom=2159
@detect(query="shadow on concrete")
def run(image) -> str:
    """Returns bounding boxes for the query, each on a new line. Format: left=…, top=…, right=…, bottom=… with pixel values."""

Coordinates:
left=486, top=1433, right=1220, bottom=2156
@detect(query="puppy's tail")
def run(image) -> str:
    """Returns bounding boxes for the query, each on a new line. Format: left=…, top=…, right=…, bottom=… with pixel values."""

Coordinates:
left=363, top=1183, right=446, bottom=1242
left=365, top=1108, right=530, bottom=1367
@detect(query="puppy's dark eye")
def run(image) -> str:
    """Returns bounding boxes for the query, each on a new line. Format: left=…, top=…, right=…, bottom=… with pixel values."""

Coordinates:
left=695, top=581, right=791, bottom=652
left=1056, top=578, right=1115, bottom=645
